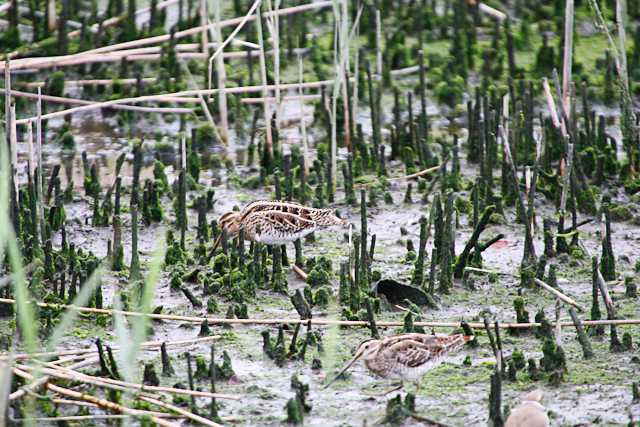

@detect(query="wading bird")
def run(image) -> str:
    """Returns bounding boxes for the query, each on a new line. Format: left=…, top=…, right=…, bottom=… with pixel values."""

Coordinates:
left=325, top=333, right=474, bottom=393
left=212, top=200, right=348, bottom=252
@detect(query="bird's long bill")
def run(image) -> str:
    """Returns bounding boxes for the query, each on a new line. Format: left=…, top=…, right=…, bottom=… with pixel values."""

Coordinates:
left=211, top=234, right=222, bottom=254
left=323, top=353, right=361, bottom=389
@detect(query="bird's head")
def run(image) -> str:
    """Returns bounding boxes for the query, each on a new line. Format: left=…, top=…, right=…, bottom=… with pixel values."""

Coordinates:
left=352, top=338, right=382, bottom=360
left=212, top=211, right=242, bottom=253
left=218, top=211, right=242, bottom=237
left=323, top=338, right=381, bottom=388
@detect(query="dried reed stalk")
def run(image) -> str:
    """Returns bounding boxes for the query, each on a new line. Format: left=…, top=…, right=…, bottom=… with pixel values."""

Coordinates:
left=534, top=278, right=585, bottom=312
left=4, top=0, right=333, bottom=68
left=478, top=3, right=507, bottom=20
left=256, top=4, right=273, bottom=156
left=12, top=368, right=179, bottom=427
left=138, top=394, right=223, bottom=427
left=0, top=88, right=193, bottom=114
left=562, top=0, right=574, bottom=112
left=240, top=94, right=320, bottom=104
left=22, top=361, right=239, bottom=400
left=388, top=165, right=440, bottom=181
left=4, top=0, right=180, bottom=59
left=3, top=335, right=219, bottom=362
left=0, top=298, right=637, bottom=329
left=21, top=77, right=161, bottom=88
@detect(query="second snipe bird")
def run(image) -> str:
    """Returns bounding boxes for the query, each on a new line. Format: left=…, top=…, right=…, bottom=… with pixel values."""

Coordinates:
left=325, top=333, right=474, bottom=392
left=213, top=200, right=348, bottom=251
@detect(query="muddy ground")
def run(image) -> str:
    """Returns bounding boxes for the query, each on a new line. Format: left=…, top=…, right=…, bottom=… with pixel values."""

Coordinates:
left=4, top=91, right=639, bottom=427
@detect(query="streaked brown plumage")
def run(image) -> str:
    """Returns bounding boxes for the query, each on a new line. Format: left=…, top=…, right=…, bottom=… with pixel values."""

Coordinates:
left=325, top=333, right=474, bottom=389
left=505, top=390, right=549, bottom=427
left=213, top=200, right=348, bottom=251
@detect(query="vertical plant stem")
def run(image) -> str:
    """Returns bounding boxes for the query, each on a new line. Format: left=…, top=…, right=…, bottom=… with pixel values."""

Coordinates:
left=36, top=88, right=45, bottom=243
left=297, top=53, right=309, bottom=176
left=375, top=9, right=382, bottom=76
left=562, top=0, right=574, bottom=112
left=213, top=0, right=229, bottom=143
left=256, top=5, right=273, bottom=158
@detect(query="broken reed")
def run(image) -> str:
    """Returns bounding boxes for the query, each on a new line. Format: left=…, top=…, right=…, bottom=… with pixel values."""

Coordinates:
left=0, top=297, right=638, bottom=330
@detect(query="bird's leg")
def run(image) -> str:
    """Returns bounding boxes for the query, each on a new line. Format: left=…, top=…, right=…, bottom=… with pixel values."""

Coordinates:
left=414, top=380, right=422, bottom=394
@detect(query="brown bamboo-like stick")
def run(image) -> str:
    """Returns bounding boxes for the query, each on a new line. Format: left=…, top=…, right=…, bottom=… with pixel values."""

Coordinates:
left=534, top=278, right=585, bottom=312
left=24, top=361, right=240, bottom=400
left=3, top=335, right=219, bottom=362
left=9, top=104, right=17, bottom=168
left=0, top=298, right=637, bottom=329
left=12, top=368, right=179, bottom=427
left=0, top=88, right=194, bottom=114
left=15, top=79, right=343, bottom=124
left=390, top=65, right=420, bottom=77
left=388, top=165, right=440, bottom=181
left=542, top=77, right=562, bottom=130
left=478, top=3, right=507, bottom=21
left=139, top=394, right=223, bottom=427
left=465, top=266, right=510, bottom=276
left=292, top=264, right=308, bottom=281
left=26, top=119, right=35, bottom=182
left=240, top=94, right=320, bottom=104
left=21, top=77, right=161, bottom=88
left=13, top=414, right=183, bottom=422
left=3, top=49, right=264, bottom=72
left=46, top=0, right=56, bottom=31
left=10, top=355, right=81, bottom=400
left=595, top=266, right=615, bottom=314
left=4, top=0, right=333, bottom=67
left=4, top=0, right=179, bottom=59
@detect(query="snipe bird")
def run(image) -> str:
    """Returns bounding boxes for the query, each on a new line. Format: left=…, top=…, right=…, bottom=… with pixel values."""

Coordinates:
left=325, top=333, right=474, bottom=392
left=505, top=390, right=549, bottom=427
left=212, top=200, right=348, bottom=251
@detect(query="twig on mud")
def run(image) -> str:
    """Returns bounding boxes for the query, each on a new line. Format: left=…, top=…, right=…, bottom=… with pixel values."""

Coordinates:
left=138, top=394, right=223, bottom=427
left=387, top=165, right=441, bottom=182
left=292, top=264, right=308, bottom=281
left=533, top=278, right=585, bottom=312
